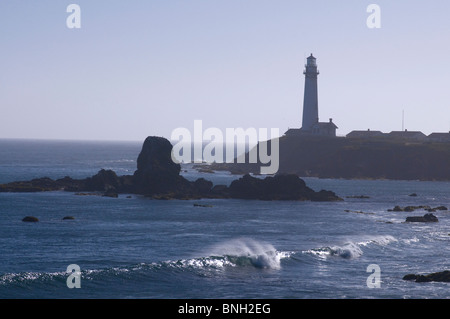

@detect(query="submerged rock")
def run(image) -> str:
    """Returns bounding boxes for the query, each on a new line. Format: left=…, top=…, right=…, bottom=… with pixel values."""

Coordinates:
left=102, top=190, right=119, bottom=198
left=193, top=203, right=213, bottom=208
left=346, top=195, right=370, bottom=199
left=344, top=210, right=375, bottom=215
left=22, top=216, right=39, bottom=222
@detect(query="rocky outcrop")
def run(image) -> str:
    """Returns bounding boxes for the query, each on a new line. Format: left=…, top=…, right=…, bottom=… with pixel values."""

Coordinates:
left=405, top=213, right=438, bottom=223
left=0, top=136, right=342, bottom=202
left=1, top=177, right=73, bottom=192
left=227, top=174, right=342, bottom=201
left=426, top=206, right=448, bottom=212
left=403, top=270, right=450, bottom=283
left=388, top=205, right=447, bottom=212
left=132, top=136, right=190, bottom=195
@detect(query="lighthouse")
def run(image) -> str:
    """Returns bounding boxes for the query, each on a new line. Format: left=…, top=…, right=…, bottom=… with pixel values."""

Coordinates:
left=284, top=54, right=337, bottom=137
left=301, top=54, right=319, bottom=131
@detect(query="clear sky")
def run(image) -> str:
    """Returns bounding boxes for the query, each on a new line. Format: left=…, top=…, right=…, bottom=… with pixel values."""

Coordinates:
left=1, top=0, right=449, bottom=141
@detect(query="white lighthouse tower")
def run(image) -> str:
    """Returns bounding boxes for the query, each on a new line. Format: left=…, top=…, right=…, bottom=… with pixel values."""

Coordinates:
left=301, top=54, right=319, bottom=131
left=283, top=53, right=337, bottom=137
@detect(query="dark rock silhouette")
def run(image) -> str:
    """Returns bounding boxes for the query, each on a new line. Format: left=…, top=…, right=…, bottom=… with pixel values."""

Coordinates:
left=405, top=213, right=438, bottom=223
left=133, top=136, right=189, bottom=195
left=403, top=270, right=450, bottom=283
left=193, top=203, right=213, bottom=208
left=84, top=169, right=121, bottom=192
left=228, top=174, right=342, bottom=201
left=387, top=205, right=445, bottom=212
left=22, top=216, right=39, bottom=222
left=0, top=136, right=342, bottom=202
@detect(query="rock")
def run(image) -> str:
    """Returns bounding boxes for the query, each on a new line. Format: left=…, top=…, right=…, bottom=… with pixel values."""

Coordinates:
left=403, top=271, right=450, bottom=283
left=62, top=216, right=75, bottom=220
left=345, top=195, right=370, bottom=199
left=228, top=174, right=343, bottom=201
left=22, top=216, right=39, bottom=222
left=102, top=190, right=118, bottom=198
left=344, top=210, right=375, bottom=215
left=84, top=169, right=121, bottom=192
left=192, top=178, right=213, bottom=195
left=310, top=189, right=344, bottom=202
left=133, top=136, right=190, bottom=195
left=152, top=194, right=171, bottom=200
left=405, top=274, right=432, bottom=283
left=425, top=206, right=447, bottom=212
left=389, top=205, right=432, bottom=212
left=210, top=185, right=229, bottom=197
left=402, top=274, right=419, bottom=281
left=0, top=177, right=62, bottom=192
left=405, top=213, right=438, bottom=223
left=193, top=203, right=213, bottom=208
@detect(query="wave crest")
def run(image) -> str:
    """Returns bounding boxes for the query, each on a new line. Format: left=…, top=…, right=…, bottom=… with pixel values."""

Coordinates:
left=204, top=238, right=290, bottom=270
left=304, top=235, right=397, bottom=260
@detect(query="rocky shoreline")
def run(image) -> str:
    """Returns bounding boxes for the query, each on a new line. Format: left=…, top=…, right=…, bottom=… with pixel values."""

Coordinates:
left=0, top=136, right=343, bottom=202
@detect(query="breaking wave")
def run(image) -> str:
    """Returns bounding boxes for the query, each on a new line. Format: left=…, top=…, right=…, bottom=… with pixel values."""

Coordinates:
left=204, top=238, right=292, bottom=270
left=304, top=235, right=397, bottom=259
left=0, top=239, right=290, bottom=291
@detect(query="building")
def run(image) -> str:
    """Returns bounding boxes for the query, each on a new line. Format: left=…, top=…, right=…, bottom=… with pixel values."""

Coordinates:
left=346, top=129, right=385, bottom=138
left=387, top=130, right=427, bottom=141
left=428, top=132, right=450, bottom=142
left=285, top=54, right=338, bottom=137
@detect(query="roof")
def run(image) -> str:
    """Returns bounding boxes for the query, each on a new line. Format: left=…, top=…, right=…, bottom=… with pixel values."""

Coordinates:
left=428, top=132, right=450, bottom=141
left=312, top=121, right=338, bottom=129
left=428, top=132, right=450, bottom=137
left=387, top=131, right=427, bottom=139
left=346, top=130, right=384, bottom=138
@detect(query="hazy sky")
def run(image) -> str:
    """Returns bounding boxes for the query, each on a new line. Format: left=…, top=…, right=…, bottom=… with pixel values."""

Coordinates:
left=1, top=0, right=450, bottom=141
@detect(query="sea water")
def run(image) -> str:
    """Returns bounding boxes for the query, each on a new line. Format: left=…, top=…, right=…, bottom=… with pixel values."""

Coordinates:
left=0, top=139, right=449, bottom=298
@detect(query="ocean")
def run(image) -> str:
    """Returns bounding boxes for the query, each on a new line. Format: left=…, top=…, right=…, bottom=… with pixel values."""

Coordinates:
left=0, top=139, right=449, bottom=299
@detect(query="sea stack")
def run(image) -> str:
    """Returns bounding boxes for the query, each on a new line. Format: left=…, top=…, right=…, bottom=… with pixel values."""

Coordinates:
left=132, top=136, right=191, bottom=195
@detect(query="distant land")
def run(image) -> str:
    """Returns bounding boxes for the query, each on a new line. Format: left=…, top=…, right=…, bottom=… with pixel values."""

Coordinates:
left=210, top=135, right=450, bottom=181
